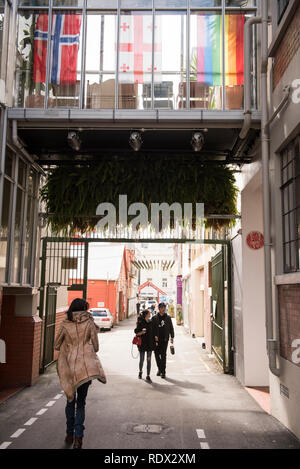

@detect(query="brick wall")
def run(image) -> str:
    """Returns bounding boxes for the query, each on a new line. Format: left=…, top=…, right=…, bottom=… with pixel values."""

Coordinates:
left=278, top=284, right=300, bottom=366
left=273, top=4, right=300, bottom=89
left=0, top=295, right=42, bottom=388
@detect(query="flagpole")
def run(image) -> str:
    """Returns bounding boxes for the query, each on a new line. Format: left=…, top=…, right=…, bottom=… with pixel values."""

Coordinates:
left=115, top=0, right=121, bottom=109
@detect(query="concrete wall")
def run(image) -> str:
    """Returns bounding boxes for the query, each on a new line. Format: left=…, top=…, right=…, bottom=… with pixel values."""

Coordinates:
left=238, top=170, right=269, bottom=386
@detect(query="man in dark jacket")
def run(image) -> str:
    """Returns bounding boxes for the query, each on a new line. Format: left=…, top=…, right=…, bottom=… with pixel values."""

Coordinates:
left=152, top=302, right=174, bottom=379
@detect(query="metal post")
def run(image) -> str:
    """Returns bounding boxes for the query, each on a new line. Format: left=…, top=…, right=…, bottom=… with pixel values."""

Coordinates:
left=222, top=0, right=226, bottom=111
left=45, top=0, right=53, bottom=109
left=115, top=0, right=121, bottom=109
left=186, top=0, right=190, bottom=110
left=83, top=240, right=89, bottom=300
left=7, top=154, right=19, bottom=285
left=79, top=0, right=87, bottom=109
left=38, top=237, right=47, bottom=373
left=151, top=0, right=155, bottom=110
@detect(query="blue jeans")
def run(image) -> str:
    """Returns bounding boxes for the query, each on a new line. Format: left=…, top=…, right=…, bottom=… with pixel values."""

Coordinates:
left=65, top=381, right=91, bottom=438
left=139, top=351, right=152, bottom=375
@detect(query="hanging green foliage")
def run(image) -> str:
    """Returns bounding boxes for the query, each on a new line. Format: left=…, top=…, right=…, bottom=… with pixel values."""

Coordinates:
left=40, top=155, right=238, bottom=234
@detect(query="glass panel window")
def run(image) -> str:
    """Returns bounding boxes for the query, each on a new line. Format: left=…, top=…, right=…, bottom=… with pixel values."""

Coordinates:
left=225, top=13, right=245, bottom=110
left=12, top=188, right=25, bottom=283
left=23, top=194, right=34, bottom=284
left=48, top=11, right=83, bottom=108
left=19, top=1, right=49, bottom=6
left=87, top=0, right=117, bottom=7
left=53, top=0, right=84, bottom=6
left=281, top=134, right=300, bottom=272
left=0, top=178, right=12, bottom=283
left=278, top=0, right=289, bottom=24
left=190, top=12, right=222, bottom=110
left=16, top=11, right=49, bottom=108
left=121, top=0, right=152, bottom=8
left=85, top=12, right=116, bottom=109
left=190, top=0, right=221, bottom=6
left=155, top=11, right=186, bottom=110
left=155, top=0, right=187, bottom=7
left=118, top=10, right=153, bottom=109
left=226, top=0, right=256, bottom=6
left=18, top=159, right=27, bottom=187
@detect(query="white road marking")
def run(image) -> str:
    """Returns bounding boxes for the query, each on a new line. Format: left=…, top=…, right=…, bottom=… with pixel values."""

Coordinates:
left=36, top=408, right=48, bottom=416
left=24, top=418, right=38, bottom=426
left=200, top=442, right=210, bottom=449
left=45, top=401, right=56, bottom=407
left=196, top=429, right=206, bottom=439
left=54, top=394, right=62, bottom=400
left=10, top=429, right=25, bottom=438
left=0, top=442, right=12, bottom=449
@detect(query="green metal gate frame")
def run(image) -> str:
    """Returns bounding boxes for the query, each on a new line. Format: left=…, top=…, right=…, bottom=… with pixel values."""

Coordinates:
left=38, top=236, right=233, bottom=374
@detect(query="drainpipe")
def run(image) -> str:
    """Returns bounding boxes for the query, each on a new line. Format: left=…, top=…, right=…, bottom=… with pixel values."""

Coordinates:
left=12, top=120, right=45, bottom=175
left=260, top=0, right=280, bottom=376
left=239, top=16, right=262, bottom=140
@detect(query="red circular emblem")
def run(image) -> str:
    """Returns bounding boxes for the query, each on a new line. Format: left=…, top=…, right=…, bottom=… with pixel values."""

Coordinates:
left=246, top=231, right=264, bottom=250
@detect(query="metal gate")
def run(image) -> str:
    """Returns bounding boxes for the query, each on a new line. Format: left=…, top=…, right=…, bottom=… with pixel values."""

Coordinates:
left=39, top=238, right=89, bottom=371
left=43, top=284, right=58, bottom=368
left=211, top=245, right=233, bottom=373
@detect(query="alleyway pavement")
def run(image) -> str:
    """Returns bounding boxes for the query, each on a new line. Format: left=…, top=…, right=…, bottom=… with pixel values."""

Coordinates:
left=0, top=316, right=299, bottom=450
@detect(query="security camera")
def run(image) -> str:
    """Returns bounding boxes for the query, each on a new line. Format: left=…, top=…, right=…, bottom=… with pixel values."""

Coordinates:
left=129, top=131, right=143, bottom=152
left=191, top=132, right=205, bottom=152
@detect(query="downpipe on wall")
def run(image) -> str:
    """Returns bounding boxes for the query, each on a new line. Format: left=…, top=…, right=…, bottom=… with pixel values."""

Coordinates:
left=241, top=1, right=280, bottom=377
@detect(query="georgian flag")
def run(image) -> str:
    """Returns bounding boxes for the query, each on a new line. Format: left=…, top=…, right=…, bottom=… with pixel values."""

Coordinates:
left=119, top=15, right=162, bottom=84
left=33, top=13, right=82, bottom=85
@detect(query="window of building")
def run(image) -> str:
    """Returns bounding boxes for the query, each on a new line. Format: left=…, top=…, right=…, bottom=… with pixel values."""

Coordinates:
left=162, top=278, right=168, bottom=287
left=16, top=0, right=257, bottom=110
left=277, top=0, right=289, bottom=24
left=0, top=149, right=39, bottom=285
left=281, top=135, right=300, bottom=273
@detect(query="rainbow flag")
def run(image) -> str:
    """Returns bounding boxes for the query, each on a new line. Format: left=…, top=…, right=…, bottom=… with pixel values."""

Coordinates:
left=196, top=14, right=244, bottom=87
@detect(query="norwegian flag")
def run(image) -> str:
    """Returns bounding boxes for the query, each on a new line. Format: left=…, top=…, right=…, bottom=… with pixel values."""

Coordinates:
left=33, top=13, right=82, bottom=85
left=119, top=15, right=162, bottom=84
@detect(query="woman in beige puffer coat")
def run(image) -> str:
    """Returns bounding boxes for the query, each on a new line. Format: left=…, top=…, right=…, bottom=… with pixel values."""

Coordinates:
left=54, top=298, right=106, bottom=449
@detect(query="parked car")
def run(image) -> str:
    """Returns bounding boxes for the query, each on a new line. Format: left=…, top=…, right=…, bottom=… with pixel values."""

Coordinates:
left=90, top=308, right=114, bottom=331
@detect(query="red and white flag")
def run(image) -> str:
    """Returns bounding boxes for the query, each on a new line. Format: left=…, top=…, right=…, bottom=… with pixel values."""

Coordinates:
left=119, top=15, right=162, bottom=84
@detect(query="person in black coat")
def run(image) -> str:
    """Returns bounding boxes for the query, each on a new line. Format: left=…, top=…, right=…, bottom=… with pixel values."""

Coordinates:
left=134, top=310, right=155, bottom=383
left=152, top=302, right=174, bottom=379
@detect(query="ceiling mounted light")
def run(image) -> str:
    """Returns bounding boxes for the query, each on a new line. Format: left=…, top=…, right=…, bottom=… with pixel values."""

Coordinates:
left=67, top=131, right=81, bottom=151
left=191, top=132, right=205, bottom=152
left=129, top=131, right=143, bottom=152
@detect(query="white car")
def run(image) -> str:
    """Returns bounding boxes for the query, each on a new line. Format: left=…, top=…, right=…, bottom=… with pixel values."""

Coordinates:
left=90, top=308, right=114, bottom=331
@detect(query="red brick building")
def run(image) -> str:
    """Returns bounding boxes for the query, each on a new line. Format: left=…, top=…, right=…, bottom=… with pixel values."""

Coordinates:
left=68, top=244, right=136, bottom=323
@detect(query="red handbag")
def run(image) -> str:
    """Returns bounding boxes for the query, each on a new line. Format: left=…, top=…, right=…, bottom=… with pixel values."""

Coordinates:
left=132, top=336, right=142, bottom=346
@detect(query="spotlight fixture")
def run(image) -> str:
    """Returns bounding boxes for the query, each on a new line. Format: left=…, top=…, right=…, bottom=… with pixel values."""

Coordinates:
left=191, top=131, right=205, bottom=152
left=129, top=131, right=143, bottom=152
left=67, top=131, right=81, bottom=151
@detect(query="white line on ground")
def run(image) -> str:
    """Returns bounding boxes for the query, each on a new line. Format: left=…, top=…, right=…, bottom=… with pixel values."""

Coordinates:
left=36, top=408, right=48, bottom=416
left=0, top=442, right=12, bottom=449
left=54, top=394, right=62, bottom=400
left=24, top=418, right=38, bottom=426
left=200, top=442, right=210, bottom=449
left=45, top=401, right=56, bottom=407
left=10, top=429, right=26, bottom=438
left=196, top=429, right=206, bottom=439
